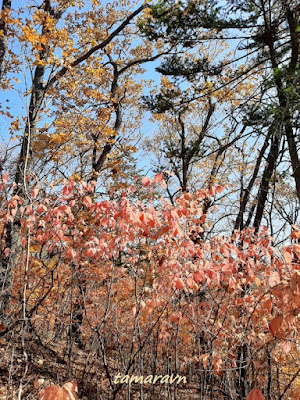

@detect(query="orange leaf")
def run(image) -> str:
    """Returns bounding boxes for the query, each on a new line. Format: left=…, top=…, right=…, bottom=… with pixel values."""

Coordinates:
left=40, top=382, right=78, bottom=400
left=169, top=313, right=180, bottom=323
left=193, top=270, right=204, bottom=284
left=291, top=230, right=300, bottom=240
left=39, top=385, right=63, bottom=400
left=182, top=333, right=189, bottom=344
left=283, top=251, right=292, bottom=263
left=290, top=271, right=300, bottom=293
left=264, top=299, right=272, bottom=313
left=212, top=353, right=223, bottom=372
left=200, top=353, right=210, bottom=368
left=31, top=186, right=39, bottom=199
left=246, top=388, right=265, bottom=400
left=292, top=243, right=300, bottom=253
left=186, top=276, right=194, bottom=287
left=83, top=196, right=92, bottom=206
left=175, top=278, right=184, bottom=290
left=62, top=382, right=78, bottom=400
left=65, top=248, right=76, bottom=259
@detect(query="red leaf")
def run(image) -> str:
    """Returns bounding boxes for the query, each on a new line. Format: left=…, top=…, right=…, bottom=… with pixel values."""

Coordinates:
left=264, top=299, right=272, bottom=313
left=269, top=315, right=283, bottom=336
left=246, top=388, right=265, bottom=400
left=193, top=270, right=204, bottom=284
left=37, top=204, right=47, bottom=214
left=65, top=248, right=76, bottom=259
left=83, top=196, right=92, bottom=206
left=159, top=225, right=170, bottom=236
left=86, top=248, right=95, bottom=257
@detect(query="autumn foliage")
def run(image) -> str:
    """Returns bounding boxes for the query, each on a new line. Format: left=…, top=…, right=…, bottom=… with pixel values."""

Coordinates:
left=0, top=1, right=300, bottom=398
left=0, top=172, right=299, bottom=399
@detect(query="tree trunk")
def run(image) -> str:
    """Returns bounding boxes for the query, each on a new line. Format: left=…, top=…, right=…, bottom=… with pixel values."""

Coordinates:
left=234, top=131, right=271, bottom=231
left=0, top=0, right=11, bottom=80
left=285, top=118, right=300, bottom=201
left=253, top=133, right=281, bottom=231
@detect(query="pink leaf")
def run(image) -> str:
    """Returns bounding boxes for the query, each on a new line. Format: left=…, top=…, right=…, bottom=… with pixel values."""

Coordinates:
left=32, top=186, right=39, bottom=199
left=283, top=250, right=292, bottom=264
left=141, top=177, right=151, bottom=187
left=281, top=341, right=292, bottom=354
left=186, top=276, right=194, bottom=287
left=154, top=173, right=167, bottom=188
left=268, top=271, right=280, bottom=287
left=2, top=172, right=9, bottom=184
